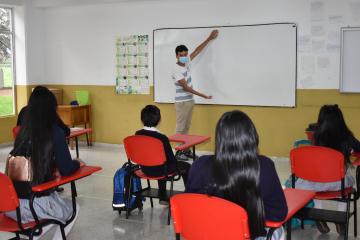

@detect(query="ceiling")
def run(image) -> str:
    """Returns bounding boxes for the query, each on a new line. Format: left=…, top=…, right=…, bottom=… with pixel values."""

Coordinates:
left=32, top=0, right=179, bottom=8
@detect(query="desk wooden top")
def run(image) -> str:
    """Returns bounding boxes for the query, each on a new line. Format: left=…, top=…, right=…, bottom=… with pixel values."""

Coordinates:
left=58, top=104, right=90, bottom=109
left=265, top=188, right=315, bottom=228
left=169, top=133, right=210, bottom=151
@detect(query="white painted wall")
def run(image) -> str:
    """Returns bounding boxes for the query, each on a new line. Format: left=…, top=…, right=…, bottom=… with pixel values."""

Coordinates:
left=23, top=0, right=45, bottom=85
left=16, top=0, right=360, bottom=88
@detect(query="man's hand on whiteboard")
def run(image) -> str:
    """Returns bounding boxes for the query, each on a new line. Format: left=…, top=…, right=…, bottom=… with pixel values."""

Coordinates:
left=204, top=95, right=212, bottom=99
left=190, top=29, right=219, bottom=60
left=207, top=30, right=219, bottom=41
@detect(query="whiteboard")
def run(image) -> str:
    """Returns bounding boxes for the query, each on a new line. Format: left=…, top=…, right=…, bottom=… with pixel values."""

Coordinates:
left=153, top=23, right=297, bottom=107
left=340, top=27, right=360, bottom=93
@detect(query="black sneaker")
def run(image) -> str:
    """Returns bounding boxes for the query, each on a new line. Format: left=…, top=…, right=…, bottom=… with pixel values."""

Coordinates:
left=316, top=221, right=330, bottom=234
left=176, top=151, right=189, bottom=161
left=335, top=223, right=346, bottom=235
left=183, top=149, right=198, bottom=160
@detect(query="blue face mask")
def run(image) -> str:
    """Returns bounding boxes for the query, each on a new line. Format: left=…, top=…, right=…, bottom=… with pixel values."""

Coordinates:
left=179, top=56, right=189, bottom=64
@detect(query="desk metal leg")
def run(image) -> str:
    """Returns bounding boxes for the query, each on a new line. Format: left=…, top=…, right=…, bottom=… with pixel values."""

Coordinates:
left=193, top=146, right=195, bottom=161
left=286, top=220, right=292, bottom=240
left=75, top=137, right=79, bottom=158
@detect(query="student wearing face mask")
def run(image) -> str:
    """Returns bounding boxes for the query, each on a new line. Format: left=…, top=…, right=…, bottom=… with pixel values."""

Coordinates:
left=172, top=30, right=218, bottom=160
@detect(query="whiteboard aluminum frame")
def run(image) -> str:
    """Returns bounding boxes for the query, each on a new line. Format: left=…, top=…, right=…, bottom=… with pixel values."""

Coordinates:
left=153, top=23, right=298, bottom=107
left=340, top=27, right=360, bottom=93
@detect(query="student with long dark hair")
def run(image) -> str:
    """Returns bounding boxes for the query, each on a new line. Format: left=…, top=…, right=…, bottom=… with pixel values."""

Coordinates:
left=186, top=110, right=287, bottom=240
left=296, top=104, right=359, bottom=235
left=5, top=86, right=82, bottom=239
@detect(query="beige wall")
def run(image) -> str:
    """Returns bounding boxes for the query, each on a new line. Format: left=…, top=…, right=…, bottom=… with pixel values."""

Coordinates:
left=44, top=85, right=360, bottom=157
left=2, top=85, right=360, bottom=156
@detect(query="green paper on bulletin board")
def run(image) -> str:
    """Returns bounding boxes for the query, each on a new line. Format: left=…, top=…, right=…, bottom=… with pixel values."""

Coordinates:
left=76, top=90, right=90, bottom=105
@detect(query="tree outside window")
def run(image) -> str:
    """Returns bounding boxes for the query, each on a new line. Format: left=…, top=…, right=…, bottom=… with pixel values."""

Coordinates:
left=0, top=7, right=14, bottom=117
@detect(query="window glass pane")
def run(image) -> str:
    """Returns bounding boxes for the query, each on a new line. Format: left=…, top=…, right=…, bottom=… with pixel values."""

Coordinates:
left=0, top=8, right=13, bottom=117
left=0, top=8, right=11, bottom=31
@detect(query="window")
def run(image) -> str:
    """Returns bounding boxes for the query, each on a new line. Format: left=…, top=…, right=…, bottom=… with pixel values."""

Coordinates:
left=0, top=7, right=14, bottom=117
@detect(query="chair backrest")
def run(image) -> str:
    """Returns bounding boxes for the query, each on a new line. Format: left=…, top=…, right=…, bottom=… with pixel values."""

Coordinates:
left=12, top=126, right=21, bottom=139
left=124, top=135, right=167, bottom=166
left=0, top=172, right=20, bottom=211
left=290, top=145, right=345, bottom=183
left=170, top=193, right=251, bottom=240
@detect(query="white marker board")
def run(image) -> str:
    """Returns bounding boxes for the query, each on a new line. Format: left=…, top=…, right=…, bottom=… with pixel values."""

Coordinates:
left=153, top=23, right=297, bottom=107
left=340, top=27, right=360, bottom=93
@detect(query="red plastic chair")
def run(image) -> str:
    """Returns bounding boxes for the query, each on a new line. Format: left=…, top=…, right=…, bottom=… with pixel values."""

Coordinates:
left=12, top=126, right=21, bottom=139
left=124, top=135, right=181, bottom=225
left=170, top=193, right=251, bottom=240
left=0, top=166, right=101, bottom=240
left=290, top=146, right=357, bottom=239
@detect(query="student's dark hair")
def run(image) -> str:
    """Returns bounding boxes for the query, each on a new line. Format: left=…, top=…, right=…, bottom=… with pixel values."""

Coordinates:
left=13, top=86, right=58, bottom=185
left=175, top=45, right=188, bottom=55
left=141, top=105, right=161, bottom=127
left=314, top=104, right=354, bottom=165
left=212, top=110, right=265, bottom=238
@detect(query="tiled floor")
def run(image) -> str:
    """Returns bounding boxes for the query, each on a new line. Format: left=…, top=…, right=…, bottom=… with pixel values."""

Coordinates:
left=0, top=143, right=358, bottom=240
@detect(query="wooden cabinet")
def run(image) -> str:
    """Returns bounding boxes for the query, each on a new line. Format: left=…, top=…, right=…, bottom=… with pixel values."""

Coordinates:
left=57, top=104, right=92, bottom=144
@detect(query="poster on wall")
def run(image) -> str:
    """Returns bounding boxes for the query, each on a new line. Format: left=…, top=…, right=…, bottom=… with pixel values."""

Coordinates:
left=115, top=35, right=149, bottom=94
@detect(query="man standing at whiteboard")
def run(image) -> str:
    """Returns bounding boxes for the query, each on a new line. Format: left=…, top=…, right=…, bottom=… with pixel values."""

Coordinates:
left=172, top=30, right=218, bottom=160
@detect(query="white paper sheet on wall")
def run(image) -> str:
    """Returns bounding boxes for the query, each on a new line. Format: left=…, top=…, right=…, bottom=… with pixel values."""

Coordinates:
left=350, top=1, right=360, bottom=21
left=312, top=39, right=326, bottom=53
left=311, top=25, right=326, bottom=37
left=301, top=76, right=314, bottom=88
left=317, top=56, right=330, bottom=69
left=298, top=35, right=312, bottom=52
left=311, top=1, right=325, bottom=22
left=301, top=56, right=316, bottom=74
left=328, top=15, right=343, bottom=25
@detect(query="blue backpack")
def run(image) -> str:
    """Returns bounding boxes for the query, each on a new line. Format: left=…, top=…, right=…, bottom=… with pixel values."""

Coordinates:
left=112, top=162, right=143, bottom=214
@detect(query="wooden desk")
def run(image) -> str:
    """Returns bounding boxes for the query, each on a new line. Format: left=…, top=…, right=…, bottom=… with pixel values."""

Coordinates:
left=58, top=105, right=92, bottom=145
left=169, top=134, right=210, bottom=161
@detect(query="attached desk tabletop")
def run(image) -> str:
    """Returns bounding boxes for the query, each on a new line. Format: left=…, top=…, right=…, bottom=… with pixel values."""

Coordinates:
left=266, top=188, right=315, bottom=240
left=169, top=134, right=211, bottom=161
left=68, top=128, right=93, bottom=158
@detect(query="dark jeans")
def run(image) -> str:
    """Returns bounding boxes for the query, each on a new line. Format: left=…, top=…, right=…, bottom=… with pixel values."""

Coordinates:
left=158, top=161, right=190, bottom=200
left=141, top=161, right=191, bottom=201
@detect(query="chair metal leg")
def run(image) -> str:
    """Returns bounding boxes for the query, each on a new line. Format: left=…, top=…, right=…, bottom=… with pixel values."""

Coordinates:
left=29, top=230, right=34, bottom=240
left=147, top=180, right=154, bottom=208
left=126, top=175, right=133, bottom=219
left=266, top=228, right=275, bottom=240
left=301, top=219, right=304, bottom=229
left=354, top=196, right=357, bottom=237
left=168, top=179, right=174, bottom=225
left=286, top=220, right=292, bottom=240
left=60, top=225, right=67, bottom=240
left=176, top=233, right=180, bottom=240
left=345, top=199, right=350, bottom=240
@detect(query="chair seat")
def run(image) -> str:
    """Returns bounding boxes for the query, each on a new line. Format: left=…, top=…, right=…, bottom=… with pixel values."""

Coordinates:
left=315, top=187, right=354, bottom=200
left=0, top=213, right=37, bottom=232
left=134, top=169, right=177, bottom=180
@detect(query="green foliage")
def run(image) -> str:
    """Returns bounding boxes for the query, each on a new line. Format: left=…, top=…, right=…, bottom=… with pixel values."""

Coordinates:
left=0, top=95, right=13, bottom=116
